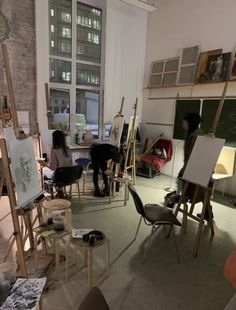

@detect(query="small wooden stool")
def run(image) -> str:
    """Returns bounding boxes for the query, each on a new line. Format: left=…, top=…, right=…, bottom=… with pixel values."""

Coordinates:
left=34, top=226, right=71, bottom=280
left=68, top=233, right=110, bottom=288
left=42, top=199, right=72, bottom=227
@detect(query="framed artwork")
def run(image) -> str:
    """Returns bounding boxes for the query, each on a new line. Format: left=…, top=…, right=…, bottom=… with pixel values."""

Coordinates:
left=177, top=45, right=200, bottom=85
left=149, top=57, right=179, bottom=87
left=108, top=115, right=125, bottom=147
left=9, top=137, right=43, bottom=208
left=230, top=52, right=236, bottom=80
left=195, top=49, right=222, bottom=83
left=204, top=52, right=231, bottom=83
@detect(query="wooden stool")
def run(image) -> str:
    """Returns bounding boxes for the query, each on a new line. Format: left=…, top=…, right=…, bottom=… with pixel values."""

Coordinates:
left=68, top=233, right=110, bottom=288
left=109, top=176, right=130, bottom=206
left=34, top=226, right=71, bottom=280
left=42, top=199, right=72, bottom=227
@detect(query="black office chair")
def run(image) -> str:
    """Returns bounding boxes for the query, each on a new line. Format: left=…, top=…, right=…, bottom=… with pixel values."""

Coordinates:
left=128, top=184, right=181, bottom=263
left=78, top=287, right=109, bottom=310
left=46, top=165, right=83, bottom=199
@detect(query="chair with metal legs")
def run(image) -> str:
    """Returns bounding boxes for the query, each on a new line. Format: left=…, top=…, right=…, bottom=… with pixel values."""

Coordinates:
left=128, top=184, right=181, bottom=263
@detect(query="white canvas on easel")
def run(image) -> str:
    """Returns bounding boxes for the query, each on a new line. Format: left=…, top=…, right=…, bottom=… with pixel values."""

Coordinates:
left=108, top=115, right=125, bottom=147
left=9, top=137, right=43, bottom=208
left=183, top=135, right=225, bottom=188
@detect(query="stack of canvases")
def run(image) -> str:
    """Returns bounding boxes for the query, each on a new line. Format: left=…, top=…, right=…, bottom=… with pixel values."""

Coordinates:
left=149, top=45, right=236, bottom=88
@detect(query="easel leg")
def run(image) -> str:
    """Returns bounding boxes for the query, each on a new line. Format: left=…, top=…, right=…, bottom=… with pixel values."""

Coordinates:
left=207, top=204, right=214, bottom=237
left=193, top=189, right=210, bottom=257
left=182, top=203, right=188, bottom=234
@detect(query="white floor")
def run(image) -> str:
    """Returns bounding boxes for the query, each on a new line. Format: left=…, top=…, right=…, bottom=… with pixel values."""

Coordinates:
left=0, top=175, right=236, bottom=309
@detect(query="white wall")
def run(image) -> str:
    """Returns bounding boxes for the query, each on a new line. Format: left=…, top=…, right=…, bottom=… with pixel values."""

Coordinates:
left=104, top=0, right=147, bottom=123
left=143, top=0, right=236, bottom=195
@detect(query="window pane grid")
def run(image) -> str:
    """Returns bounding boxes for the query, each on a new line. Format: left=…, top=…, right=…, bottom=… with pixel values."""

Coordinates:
left=49, top=0, right=72, bottom=58
left=49, top=0, right=103, bottom=136
left=77, top=2, right=102, bottom=63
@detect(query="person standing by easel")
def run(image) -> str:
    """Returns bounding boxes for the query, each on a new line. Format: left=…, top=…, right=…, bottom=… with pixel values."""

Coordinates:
left=177, top=112, right=213, bottom=220
left=177, top=112, right=203, bottom=194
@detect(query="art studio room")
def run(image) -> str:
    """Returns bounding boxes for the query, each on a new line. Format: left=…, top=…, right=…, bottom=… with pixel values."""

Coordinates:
left=1, top=0, right=236, bottom=309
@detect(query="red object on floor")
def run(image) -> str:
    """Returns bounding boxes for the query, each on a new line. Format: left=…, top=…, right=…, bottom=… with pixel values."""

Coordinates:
left=140, top=139, right=173, bottom=172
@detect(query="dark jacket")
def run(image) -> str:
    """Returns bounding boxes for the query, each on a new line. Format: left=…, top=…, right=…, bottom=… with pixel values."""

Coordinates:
left=179, top=128, right=203, bottom=177
left=179, top=128, right=205, bottom=203
left=90, top=143, right=118, bottom=163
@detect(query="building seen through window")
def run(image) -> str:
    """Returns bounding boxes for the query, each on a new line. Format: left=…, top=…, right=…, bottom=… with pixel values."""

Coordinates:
left=48, top=0, right=103, bottom=137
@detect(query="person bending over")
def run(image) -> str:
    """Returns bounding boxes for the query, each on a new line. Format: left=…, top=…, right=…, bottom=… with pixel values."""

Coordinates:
left=90, top=143, right=121, bottom=197
left=39, top=130, right=73, bottom=198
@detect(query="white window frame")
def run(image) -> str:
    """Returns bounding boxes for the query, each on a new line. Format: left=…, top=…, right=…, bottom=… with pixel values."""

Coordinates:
left=35, top=0, right=106, bottom=139
left=149, top=57, right=179, bottom=88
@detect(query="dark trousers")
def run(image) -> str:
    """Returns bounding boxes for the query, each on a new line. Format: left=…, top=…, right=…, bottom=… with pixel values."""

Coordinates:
left=91, top=152, right=108, bottom=190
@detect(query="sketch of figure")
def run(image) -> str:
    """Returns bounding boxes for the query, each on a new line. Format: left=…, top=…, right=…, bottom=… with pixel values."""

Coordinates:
left=15, top=152, right=32, bottom=192
left=9, top=137, right=42, bottom=208
left=108, top=115, right=125, bottom=147
left=209, top=55, right=223, bottom=81
left=110, top=125, right=119, bottom=142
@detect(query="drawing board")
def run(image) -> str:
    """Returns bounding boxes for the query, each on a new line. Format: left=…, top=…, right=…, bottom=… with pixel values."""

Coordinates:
left=9, top=137, right=43, bottom=208
left=126, top=116, right=139, bottom=143
left=108, top=115, right=125, bottom=147
left=182, top=135, right=225, bottom=188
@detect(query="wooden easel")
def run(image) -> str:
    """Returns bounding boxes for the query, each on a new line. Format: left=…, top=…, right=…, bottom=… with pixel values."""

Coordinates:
left=174, top=82, right=229, bottom=257
left=124, top=98, right=138, bottom=184
left=0, top=43, right=47, bottom=276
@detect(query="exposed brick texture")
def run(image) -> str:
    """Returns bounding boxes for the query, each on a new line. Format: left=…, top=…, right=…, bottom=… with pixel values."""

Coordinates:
left=0, top=0, right=37, bottom=133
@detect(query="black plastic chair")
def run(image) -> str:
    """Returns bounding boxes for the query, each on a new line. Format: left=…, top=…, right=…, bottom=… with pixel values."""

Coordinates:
left=46, top=165, right=83, bottom=199
left=78, top=287, right=109, bottom=310
left=128, top=184, right=181, bottom=263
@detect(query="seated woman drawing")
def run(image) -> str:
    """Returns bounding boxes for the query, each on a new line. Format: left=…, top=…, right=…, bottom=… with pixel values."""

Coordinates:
left=39, top=130, right=73, bottom=198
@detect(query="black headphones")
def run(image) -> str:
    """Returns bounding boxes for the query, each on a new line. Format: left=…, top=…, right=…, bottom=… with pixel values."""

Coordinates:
left=82, top=230, right=104, bottom=245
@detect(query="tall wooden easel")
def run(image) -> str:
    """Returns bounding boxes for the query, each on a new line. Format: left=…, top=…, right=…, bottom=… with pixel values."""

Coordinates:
left=124, top=98, right=138, bottom=184
left=0, top=43, right=45, bottom=276
left=0, top=138, right=28, bottom=276
left=174, top=82, right=229, bottom=257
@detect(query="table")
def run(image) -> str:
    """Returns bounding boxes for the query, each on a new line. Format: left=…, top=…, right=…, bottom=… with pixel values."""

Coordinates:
left=69, top=233, right=110, bottom=289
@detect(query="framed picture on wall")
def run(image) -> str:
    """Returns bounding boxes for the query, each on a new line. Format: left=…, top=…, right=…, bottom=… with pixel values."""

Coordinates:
left=177, top=45, right=200, bottom=85
left=230, top=52, right=236, bottom=80
left=149, top=57, right=179, bottom=87
left=204, top=52, right=231, bottom=83
left=195, top=49, right=223, bottom=83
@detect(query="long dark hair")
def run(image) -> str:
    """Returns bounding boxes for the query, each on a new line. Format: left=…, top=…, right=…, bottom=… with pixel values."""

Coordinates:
left=52, top=130, right=68, bottom=157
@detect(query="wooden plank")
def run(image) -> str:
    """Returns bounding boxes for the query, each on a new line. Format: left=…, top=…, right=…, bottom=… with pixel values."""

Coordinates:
left=1, top=44, right=19, bottom=135
left=0, top=138, right=27, bottom=276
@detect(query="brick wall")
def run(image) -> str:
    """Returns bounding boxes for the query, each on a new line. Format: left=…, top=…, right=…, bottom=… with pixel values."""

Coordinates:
left=0, top=0, right=37, bottom=133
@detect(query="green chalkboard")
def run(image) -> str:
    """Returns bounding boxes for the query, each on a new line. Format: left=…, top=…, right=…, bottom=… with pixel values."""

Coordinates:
left=173, top=100, right=201, bottom=139
left=202, top=99, right=236, bottom=146
left=201, top=100, right=219, bottom=134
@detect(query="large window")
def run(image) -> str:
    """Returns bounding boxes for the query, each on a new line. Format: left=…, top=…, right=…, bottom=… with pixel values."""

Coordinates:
left=48, top=0, right=103, bottom=136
